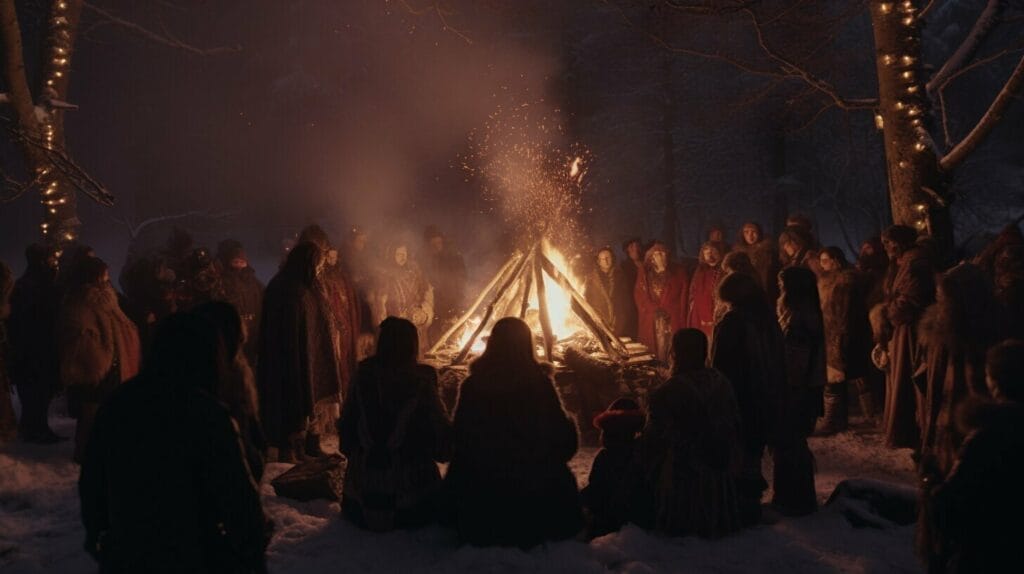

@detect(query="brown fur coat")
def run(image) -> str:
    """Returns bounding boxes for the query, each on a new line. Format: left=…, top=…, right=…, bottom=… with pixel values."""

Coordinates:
left=59, top=285, right=141, bottom=389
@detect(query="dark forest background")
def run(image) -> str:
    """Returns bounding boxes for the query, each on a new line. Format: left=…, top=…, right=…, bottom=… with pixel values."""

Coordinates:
left=2, top=0, right=1021, bottom=284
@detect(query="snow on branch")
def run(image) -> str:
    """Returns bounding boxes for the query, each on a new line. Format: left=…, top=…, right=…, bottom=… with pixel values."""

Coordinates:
left=926, top=0, right=1003, bottom=94
left=940, top=53, right=1024, bottom=171
left=81, top=2, right=240, bottom=56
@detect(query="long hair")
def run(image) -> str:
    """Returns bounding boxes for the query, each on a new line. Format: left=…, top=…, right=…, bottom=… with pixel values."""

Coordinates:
left=717, top=271, right=770, bottom=320
left=471, top=317, right=537, bottom=375
left=375, top=316, right=419, bottom=370
left=822, top=246, right=850, bottom=270
left=777, top=266, right=821, bottom=330
left=722, top=251, right=756, bottom=278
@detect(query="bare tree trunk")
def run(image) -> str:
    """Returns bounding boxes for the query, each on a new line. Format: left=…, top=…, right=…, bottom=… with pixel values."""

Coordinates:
left=38, top=0, right=84, bottom=247
left=0, top=0, right=44, bottom=171
left=870, top=0, right=953, bottom=259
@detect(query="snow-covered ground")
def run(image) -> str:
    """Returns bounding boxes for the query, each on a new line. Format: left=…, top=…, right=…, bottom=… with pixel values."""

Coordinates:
left=1, top=402, right=921, bottom=573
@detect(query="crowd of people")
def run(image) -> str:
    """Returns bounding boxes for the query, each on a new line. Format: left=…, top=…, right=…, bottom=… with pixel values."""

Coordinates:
left=0, top=214, right=1022, bottom=573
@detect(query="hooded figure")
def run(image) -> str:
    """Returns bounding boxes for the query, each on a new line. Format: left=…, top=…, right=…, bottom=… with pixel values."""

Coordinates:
left=857, top=237, right=889, bottom=310
left=8, top=243, right=62, bottom=443
left=635, top=242, right=689, bottom=362
left=79, top=313, right=269, bottom=574
left=58, top=257, right=142, bottom=463
left=338, top=317, right=452, bottom=531
left=582, top=396, right=645, bottom=537
left=643, top=329, right=741, bottom=538
left=378, top=244, right=434, bottom=352
left=916, top=264, right=1000, bottom=476
left=710, top=272, right=786, bottom=526
left=687, top=241, right=726, bottom=342
left=257, top=242, right=341, bottom=462
left=773, top=267, right=826, bottom=516
left=445, top=317, right=582, bottom=547
left=877, top=225, right=935, bottom=449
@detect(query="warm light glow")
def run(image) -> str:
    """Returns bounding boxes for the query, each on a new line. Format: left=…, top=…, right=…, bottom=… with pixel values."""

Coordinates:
left=880, top=3, right=893, bottom=14
left=901, top=55, right=914, bottom=66
left=882, top=54, right=894, bottom=65
left=914, top=142, right=926, bottom=151
left=874, top=113, right=885, bottom=130
left=902, top=71, right=914, bottom=80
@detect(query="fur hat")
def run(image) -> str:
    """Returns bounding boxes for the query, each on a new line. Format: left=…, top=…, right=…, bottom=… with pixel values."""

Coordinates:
left=592, top=397, right=644, bottom=437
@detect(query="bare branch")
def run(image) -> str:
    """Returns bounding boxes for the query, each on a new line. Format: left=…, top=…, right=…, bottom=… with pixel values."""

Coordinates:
left=397, top=0, right=473, bottom=45
left=740, top=8, right=877, bottom=110
left=941, top=53, right=1024, bottom=171
left=935, top=42, right=1024, bottom=93
left=114, top=210, right=237, bottom=239
left=81, top=2, right=241, bottom=55
left=919, top=0, right=940, bottom=19
left=926, top=0, right=1003, bottom=94
left=662, top=0, right=760, bottom=15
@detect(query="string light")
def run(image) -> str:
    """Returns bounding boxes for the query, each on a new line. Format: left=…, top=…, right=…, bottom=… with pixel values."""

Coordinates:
left=874, top=113, right=885, bottom=130
left=882, top=54, right=895, bottom=65
left=880, top=3, right=893, bottom=14
left=914, top=142, right=926, bottom=152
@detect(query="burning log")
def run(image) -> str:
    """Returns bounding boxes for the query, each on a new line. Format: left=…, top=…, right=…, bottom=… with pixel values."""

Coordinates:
left=533, top=247, right=555, bottom=361
left=452, top=249, right=533, bottom=365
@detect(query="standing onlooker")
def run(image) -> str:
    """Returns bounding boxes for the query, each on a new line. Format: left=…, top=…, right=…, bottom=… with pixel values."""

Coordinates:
left=733, top=221, right=779, bottom=301
left=711, top=272, right=786, bottom=526
left=338, top=317, right=451, bottom=531
left=916, top=264, right=1000, bottom=476
left=856, top=237, right=889, bottom=310
left=445, top=317, right=582, bottom=547
left=584, top=247, right=627, bottom=334
left=687, top=241, right=726, bottom=342
left=8, top=244, right=62, bottom=443
left=79, top=313, right=269, bottom=573
left=258, top=242, right=341, bottom=462
left=582, top=397, right=645, bottom=537
left=0, top=261, right=16, bottom=442
left=217, top=239, right=264, bottom=366
left=778, top=225, right=819, bottom=272
left=817, top=247, right=875, bottom=433
left=58, top=257, right=142, bottom=463
left=618, top=238, right=643, bottom=339
left=378, top=244, right=434, bottom=352
left=774, top=267, right=826, bottom=516
left=876, top=225, right=935, bottom=449
left=635, top=242, right=689, bottom=362
left=644, top=329, right=741, bottom=538
left=193, top=301, right=266, bottom=481
left=422, top=226, right=467, bottom=347
left=918, top=340, right=1024, bottom=574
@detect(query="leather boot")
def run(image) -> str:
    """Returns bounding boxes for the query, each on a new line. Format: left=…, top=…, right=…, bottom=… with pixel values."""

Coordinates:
left=854, top=378, right=878, bottom=427
left=815, top=382, right=848, bottom=435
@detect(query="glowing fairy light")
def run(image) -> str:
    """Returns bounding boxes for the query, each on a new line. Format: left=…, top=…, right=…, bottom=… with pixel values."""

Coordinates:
left=880, top=3, right=893, bottom=15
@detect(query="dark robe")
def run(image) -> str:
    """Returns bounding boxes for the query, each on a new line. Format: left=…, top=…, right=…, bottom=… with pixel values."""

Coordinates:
left=618, top=259, right=642, bottom=339
left=7, top=263, right=60, bottom=439
left=338, top=358, right=451, bottom=531
left=79, top=376, right=268, bottom=574
left=220, top=266, right=264, bottom=365
left=711, top=305, right=787, bottom=525
left=919, top=400, right=1024, bottom=574
left=775, top=303, right=826, bottom=515
left=424, top=247, right=467, bottom=344
left=635, top=265, right=689, bottom=361
left=642, top=368, right=741, bottom=538
left=257, top=273, right=340, bottom=447
left=445, top=362, right=582, bottom=547
left=687, top=264, right=724, bottom=342
left=883, top=247, right=934, bottom=449
left=584, top=267, right=626, bottom=334
left=734, top=239, right=780, bottom=302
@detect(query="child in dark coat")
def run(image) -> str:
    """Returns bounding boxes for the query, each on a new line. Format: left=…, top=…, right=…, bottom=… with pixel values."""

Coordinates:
left=582, top=397, right=645, bottom=537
